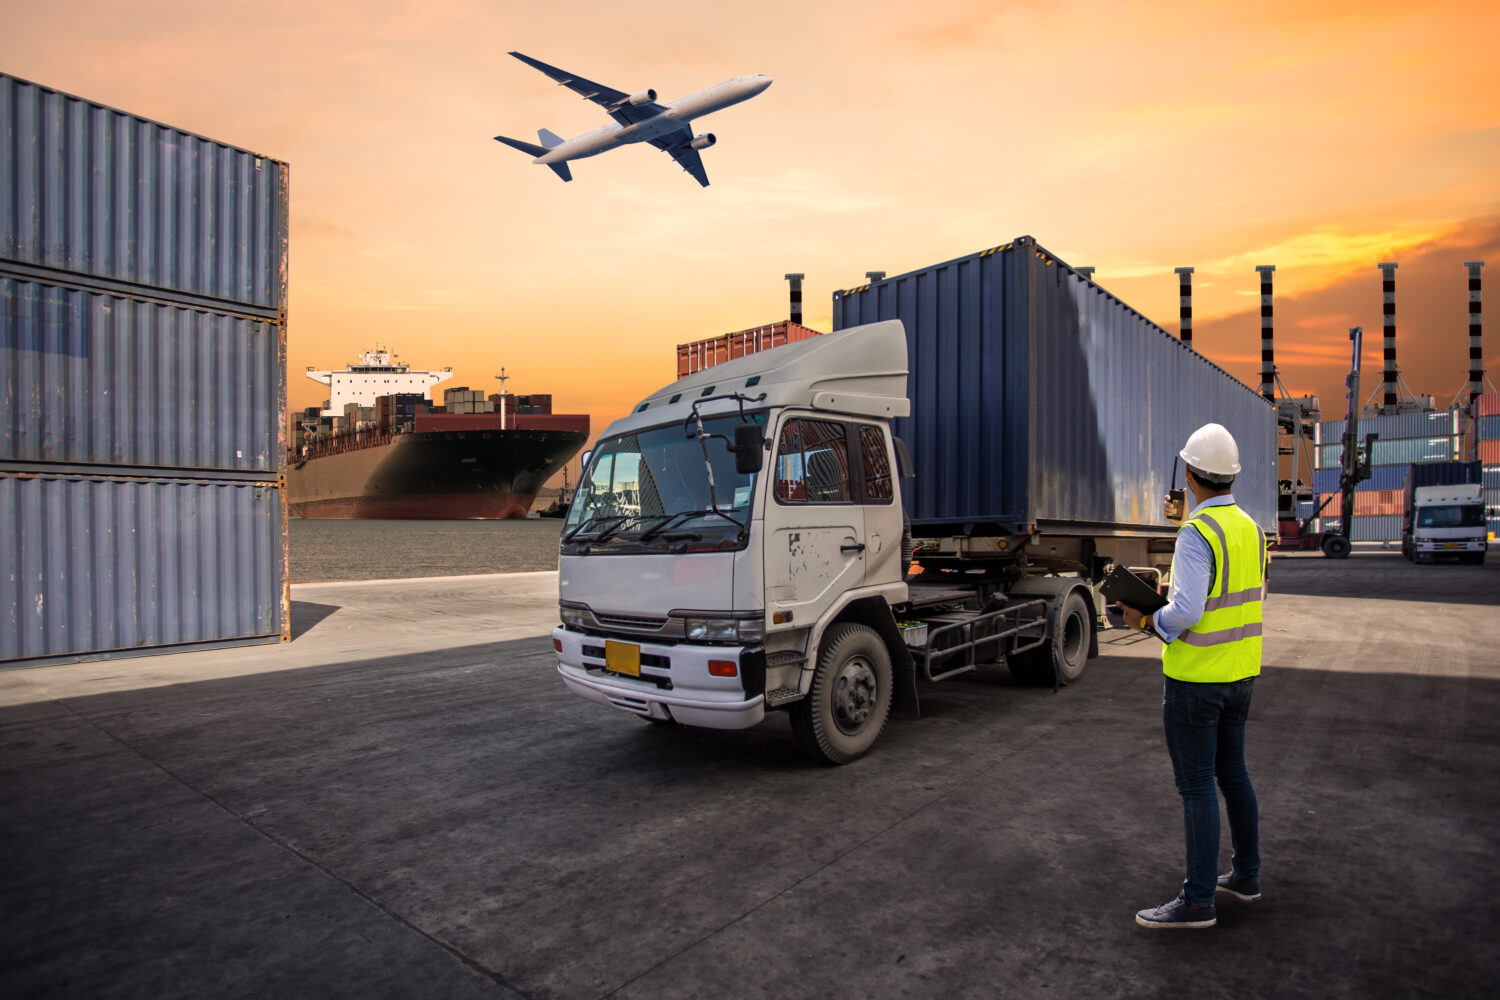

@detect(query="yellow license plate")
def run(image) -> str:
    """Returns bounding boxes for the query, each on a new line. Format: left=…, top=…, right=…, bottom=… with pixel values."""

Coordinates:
left=605, top=640, right=641, bottom=677
left=1443, top=543, right=1459, bottom=549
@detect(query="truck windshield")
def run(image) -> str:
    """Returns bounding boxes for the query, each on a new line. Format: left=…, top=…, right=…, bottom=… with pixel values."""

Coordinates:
left=1416, top=504, right=1485, bottom=528
left=565, top=413, right=765, bottom=542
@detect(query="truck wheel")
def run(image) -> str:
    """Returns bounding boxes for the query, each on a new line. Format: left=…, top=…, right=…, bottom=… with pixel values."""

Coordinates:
left=1321, top=535, right=1351, bottom=559
left=789, top=623, right=892, bottom=765
left=1008, top=591, right=1091, bottom=686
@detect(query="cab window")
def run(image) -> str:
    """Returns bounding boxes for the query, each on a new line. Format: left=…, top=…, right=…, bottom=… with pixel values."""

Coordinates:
left=776, top=418, right=851, bottom=503
left=860, top=425, right=893, bottom=503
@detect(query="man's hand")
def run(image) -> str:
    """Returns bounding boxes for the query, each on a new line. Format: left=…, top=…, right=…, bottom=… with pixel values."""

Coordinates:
left=1117, top=602, right=1146, bottom=630
left=1162, top=493, right=1184, bottom=522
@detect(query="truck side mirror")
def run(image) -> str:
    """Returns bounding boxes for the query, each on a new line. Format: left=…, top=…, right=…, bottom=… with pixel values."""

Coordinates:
left=732, top=423, right=764, bottom=475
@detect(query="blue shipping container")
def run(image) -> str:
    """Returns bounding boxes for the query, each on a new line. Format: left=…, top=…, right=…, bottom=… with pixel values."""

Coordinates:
left=0, top=73, right=287, bottom=310
left=1317, top=410, right=1460, bottom=445
left=832, top=237, right=1277, bottom=531
left=1318, top=437, right=1458, bottom=468
left=1479, top=415, right=1500, bottom=440
left=1485, top=466, right=1500, bottom=489
left=0, top=475, right=284, bottom=663
left=1312, top=465, right=1411, bottom=494
left=1, top=278, right=282, bottom=471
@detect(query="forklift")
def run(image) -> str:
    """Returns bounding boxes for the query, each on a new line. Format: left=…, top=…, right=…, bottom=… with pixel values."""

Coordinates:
left=1272, top=327, right=1376, bottom=558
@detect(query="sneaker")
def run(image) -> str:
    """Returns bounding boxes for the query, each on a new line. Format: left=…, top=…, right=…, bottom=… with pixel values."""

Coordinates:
left=1135, top=892, right=1216, bottom=929
left=1216, top=871, right=1261, bottom=901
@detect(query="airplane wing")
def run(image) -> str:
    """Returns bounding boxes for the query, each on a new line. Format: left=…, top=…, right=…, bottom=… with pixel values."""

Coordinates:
left=509, top=51, right=665, bottom=127
left=650, top=132, right=711, bottom=188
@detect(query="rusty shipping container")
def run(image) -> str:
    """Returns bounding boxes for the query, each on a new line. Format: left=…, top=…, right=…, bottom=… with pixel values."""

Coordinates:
left=676, top=321, right=822, bottom=379
left=1, top=73, right=289, bottom=666
left=832, top=236, right=1278, bottom=533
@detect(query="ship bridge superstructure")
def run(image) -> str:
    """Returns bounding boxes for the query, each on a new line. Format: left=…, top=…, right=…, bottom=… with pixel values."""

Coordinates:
left=305, top=348, right=454, bottom=417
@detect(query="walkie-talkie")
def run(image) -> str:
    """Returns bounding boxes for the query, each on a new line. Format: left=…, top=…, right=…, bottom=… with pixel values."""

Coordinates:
left=1168, top=456, right=1185, bottom=520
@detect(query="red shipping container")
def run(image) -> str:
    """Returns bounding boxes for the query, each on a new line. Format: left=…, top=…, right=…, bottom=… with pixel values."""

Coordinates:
left=1479, top=392, right=1500, bottom=417
left=514, top=414, right=589, bottom=434
left=676, top=321, right=823, bottom=378
left=413, top=412, right=589, bottom=434
left=1481, top=439, right=1500, bottom=464
left=1317, top=489, right=1405, bottom=519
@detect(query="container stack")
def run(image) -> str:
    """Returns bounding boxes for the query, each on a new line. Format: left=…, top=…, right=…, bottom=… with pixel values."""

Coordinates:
left=0, top=74, right=290, bottom=665
left=1479, top=393, right=1500, bottom=539
left=443, top=387, right=491, bottom=414
left=1312, top=409, right=1467, bottom=541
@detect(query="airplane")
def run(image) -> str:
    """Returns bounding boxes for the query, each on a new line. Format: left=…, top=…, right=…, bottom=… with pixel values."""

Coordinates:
left=494, top=51, right=772, bottom=188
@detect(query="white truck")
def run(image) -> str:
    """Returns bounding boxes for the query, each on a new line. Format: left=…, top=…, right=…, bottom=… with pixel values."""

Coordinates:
left=551, top=238, right=1277, bottom=764
left=1403, top=481, right=1487, bottom=564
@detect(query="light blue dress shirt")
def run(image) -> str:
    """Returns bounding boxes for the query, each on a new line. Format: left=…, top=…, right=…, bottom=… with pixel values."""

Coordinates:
left=1153, top=494, right=1239, bottom=643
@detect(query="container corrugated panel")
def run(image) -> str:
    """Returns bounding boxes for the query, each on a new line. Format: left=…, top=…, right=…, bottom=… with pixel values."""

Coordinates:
left=1312, top=464, right=1412, bottom=493
left=1482, top=440, right=1500, bottom=465
left=1318, top=410, right=1460, bottom=444
left=1349, top=515, right=1402, bottom=542
left=1, top=277, right=280, bottom=470
left=0, top=74, right=287, bottom=309
left=1485, top=466, right=1500, bottom=489
left=1479, top=415, right=1500, bottom=440
left=1479, top=393, right=1499, bottom=418
left=832, top=237, right=1277, bottom=531
left=0, top=475, right=283, bottom=663
left=676, top=321, right=823, bottom=379
left=1404, top=460, right=1482, bottom=492
left=1316, top=490, right=1404, bottom=518
left=1317, top=437, right=1459, bottom=468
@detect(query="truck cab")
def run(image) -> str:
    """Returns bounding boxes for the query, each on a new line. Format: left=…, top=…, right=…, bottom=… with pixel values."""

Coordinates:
left=553, top=321, right=917, bottom=763
left=1404, top=483, right=1487, bottom=564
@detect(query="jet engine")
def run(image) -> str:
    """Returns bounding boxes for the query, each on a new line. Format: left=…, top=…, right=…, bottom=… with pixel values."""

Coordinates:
left=627, top=88, right=657, bottom=106
left=689, top=133, right=717, bottom=150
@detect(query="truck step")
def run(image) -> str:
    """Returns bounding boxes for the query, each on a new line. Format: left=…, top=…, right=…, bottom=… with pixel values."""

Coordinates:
left=765, top=687, right=804, bottom=707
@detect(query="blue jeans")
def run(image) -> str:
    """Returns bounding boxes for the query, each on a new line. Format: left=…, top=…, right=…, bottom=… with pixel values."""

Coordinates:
left=1162, top=676, right=1260, bottom=907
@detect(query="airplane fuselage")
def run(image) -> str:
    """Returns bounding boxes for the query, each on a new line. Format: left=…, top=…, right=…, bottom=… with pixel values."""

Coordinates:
left=535, top=75, right=771, bottom=165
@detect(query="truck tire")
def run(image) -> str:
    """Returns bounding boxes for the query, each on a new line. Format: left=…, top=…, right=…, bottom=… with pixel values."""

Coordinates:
left=1321, top=535, right=1351, bottom=559
left=789, top=623, right=892, bottom=765
left=1008, top=591, right=1091, bottom=687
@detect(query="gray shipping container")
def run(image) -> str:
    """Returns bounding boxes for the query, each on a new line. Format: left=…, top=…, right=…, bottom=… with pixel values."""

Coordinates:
left=1, top=74, right=289, bottom=666
left=832, top=237, right=1277, bottom=534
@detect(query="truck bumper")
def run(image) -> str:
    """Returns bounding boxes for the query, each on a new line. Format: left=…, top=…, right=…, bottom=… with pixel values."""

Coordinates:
left=554, top=627, right=765, bottom=730
left=1416, top=540, right=1486, bottom=553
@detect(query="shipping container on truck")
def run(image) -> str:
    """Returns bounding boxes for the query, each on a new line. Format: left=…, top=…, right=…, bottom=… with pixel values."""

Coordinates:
left=0, top=73, right=289, bottom=666
left=1402, top=461, right=1487, bottom=563
left=550, top=236, right=1277, bottom=765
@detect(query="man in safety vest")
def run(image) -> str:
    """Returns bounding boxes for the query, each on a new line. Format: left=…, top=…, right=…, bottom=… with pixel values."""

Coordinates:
left=1118, top=422, right=1266, bottom=930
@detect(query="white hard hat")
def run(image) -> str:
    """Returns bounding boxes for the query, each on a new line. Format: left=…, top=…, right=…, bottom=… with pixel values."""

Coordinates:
left=1180, top=422, right=1241, bottom=476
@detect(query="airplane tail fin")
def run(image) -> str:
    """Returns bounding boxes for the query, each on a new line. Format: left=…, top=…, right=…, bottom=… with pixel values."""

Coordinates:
left=537, top=128, right=565, bottom=149
left=493, top=133, right=573, bottom=182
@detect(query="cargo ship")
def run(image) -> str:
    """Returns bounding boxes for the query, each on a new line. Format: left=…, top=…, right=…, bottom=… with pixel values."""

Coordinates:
left=288, top=350, right=588, bottom=519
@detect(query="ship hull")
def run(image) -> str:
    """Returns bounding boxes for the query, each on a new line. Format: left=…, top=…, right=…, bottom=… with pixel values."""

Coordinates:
left=288, top=428, right=585, bottom=520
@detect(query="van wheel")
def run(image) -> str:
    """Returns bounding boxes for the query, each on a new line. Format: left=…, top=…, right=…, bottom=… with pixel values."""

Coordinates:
left=1009, top=591, right=1091, bottom=686
left=789, top=623, right=892, bottom=765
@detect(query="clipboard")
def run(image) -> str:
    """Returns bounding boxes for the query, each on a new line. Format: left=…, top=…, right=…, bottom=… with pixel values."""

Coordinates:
left=1100, top=565, right=1168, bottom=614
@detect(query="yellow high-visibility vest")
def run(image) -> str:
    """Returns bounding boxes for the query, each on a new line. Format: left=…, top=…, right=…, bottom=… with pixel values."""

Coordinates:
left=1161, top=502, right=1266, bottom=683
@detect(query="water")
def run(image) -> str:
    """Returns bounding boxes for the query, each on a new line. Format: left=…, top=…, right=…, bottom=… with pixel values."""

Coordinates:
left=290, top=519, right=564, bottom=583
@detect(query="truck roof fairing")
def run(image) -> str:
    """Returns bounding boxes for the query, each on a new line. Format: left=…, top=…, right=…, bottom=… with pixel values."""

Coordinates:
left=604, top=321, right=911, bottom=439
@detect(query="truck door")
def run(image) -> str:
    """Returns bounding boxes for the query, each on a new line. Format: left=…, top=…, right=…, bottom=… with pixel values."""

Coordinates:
left=766, top=417, right=865, bottom=632
left=856, top=424, right=904, bottom=587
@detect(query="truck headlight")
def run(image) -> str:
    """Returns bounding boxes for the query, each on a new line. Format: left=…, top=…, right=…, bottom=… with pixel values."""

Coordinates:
left=681, top=616, right=765, bottom=643
left=559, top=604, right=590, bottom=629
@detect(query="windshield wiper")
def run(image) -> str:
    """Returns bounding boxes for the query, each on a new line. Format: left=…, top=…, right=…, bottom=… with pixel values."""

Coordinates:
left=594, top=515, right=653, bottom=543
left=562, top=513, right=630, bottom=544
left=638, top=508, right=724, bottom=542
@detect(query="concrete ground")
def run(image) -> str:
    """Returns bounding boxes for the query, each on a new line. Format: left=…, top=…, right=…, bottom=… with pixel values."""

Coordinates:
left=2, top=554, right=1497, bottom=999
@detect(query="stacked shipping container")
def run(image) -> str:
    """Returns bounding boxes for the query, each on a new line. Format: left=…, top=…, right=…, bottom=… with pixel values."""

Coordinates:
left=1313, top=394, right=1500, bottom=541
left=1, top=74, right=289, bottom=664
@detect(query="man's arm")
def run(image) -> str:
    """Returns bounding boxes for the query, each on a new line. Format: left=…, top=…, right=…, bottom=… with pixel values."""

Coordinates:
left=1144, top=528, right=1213, bottom=642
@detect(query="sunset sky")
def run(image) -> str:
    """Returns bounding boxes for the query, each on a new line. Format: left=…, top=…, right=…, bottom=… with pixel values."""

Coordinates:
left=10, top=0, right=1499, bottom=481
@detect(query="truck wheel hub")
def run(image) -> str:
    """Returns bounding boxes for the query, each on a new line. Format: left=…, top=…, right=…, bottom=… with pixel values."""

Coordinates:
left=833, top=658, right=877, bottom=732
